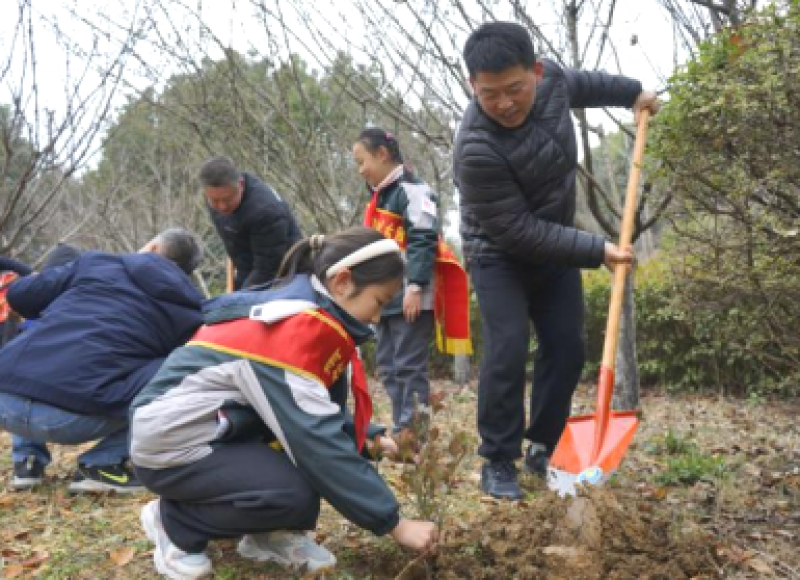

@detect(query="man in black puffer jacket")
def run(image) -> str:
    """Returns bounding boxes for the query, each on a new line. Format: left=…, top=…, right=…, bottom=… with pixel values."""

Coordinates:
left=454, top=22, right=659, bottom=499
left=201, top=157, right=302, bottom=290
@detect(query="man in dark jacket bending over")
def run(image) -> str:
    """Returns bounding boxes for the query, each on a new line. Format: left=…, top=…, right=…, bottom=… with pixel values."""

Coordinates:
left=0, top=229, right=204, bottom=493
left=201, top=156, right=302, bottom=290
left=454, top=22, right=658, bottom=499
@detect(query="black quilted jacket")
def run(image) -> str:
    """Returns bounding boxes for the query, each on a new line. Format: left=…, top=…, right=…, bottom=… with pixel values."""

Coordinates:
left=454, top=59, right=641, bottom=267
left=209, top=173, right=302, bottom=289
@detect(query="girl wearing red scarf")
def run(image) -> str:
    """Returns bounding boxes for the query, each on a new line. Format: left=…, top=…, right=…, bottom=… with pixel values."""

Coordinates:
left=353, top=129, right=472, bottom=439
left=130, top=227, right=437, bottom=579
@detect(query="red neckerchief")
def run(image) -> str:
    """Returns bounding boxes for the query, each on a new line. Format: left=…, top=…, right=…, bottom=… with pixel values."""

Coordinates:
left=363, top=188, right=379, bottom=228
left=363, top=166, right=404, bottom=227
left=348, top=350, right=372, bottom=451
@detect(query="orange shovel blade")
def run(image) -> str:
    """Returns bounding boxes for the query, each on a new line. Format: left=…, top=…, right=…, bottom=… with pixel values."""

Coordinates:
left=550, top=411, right=640, bottom=475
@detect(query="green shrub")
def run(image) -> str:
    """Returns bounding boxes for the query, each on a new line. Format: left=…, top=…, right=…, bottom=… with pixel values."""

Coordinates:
left=647, top=1, right=800, bottom=396
left=582, top=257, right=796, bottom=395
left=367, top=245, right=796, bottom=395
left=584, top=260, right=700, bottom=389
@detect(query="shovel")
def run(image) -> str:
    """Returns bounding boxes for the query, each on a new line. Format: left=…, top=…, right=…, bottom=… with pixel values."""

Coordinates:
left=548, top=110, right=650, bottom=494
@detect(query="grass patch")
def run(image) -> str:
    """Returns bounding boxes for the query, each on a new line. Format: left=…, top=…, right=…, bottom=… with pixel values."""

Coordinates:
left=646, top=429, right=697, bottom=456
left=646, top=430, right=727, bottom=486
left=655, top=451, right=727, bottom=486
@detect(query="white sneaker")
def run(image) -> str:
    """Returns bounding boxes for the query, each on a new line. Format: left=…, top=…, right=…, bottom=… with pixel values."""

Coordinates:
left=238, top=531, right=336, bottom=574
left=140, top=499, right=212, bottom=579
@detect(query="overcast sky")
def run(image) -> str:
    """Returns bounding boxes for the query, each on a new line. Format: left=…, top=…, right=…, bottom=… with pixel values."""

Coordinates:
left=3, top=0, right=683, bottom=120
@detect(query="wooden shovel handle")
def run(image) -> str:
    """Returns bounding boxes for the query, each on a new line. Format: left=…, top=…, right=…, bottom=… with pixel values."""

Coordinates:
left=226, top=258, right=235, bottom=293
left=600, top=110, right=651, bottom=371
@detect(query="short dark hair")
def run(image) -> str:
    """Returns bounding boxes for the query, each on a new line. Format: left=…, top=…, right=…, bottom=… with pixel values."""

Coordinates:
left=463, top=22, right=537, bottom=77
left=42, top=243, right=81, bottom=271
left=155, top=228, right=204, bottom=275
left=355, top=127, right=404, bottom=164
left=199, top=156, right=240, bottom=188
left=277, top=226, right=404, bottom=295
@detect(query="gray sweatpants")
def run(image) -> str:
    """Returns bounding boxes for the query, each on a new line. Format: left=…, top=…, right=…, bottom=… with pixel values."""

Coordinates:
left=375, top=310, right=434, bottom=431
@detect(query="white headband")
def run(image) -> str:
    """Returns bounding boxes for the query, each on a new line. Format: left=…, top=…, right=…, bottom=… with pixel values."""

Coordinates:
left=326, top=239, right=401, bottom=279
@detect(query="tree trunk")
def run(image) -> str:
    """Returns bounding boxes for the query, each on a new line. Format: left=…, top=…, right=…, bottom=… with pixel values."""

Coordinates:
left=612, top=267, right=640, bottom=411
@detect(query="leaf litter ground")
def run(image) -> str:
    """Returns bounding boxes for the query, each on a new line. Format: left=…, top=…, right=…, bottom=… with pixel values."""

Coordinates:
left=1, top=382, right=798, bottom=579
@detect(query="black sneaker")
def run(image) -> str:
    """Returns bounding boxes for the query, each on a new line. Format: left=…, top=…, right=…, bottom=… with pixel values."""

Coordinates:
left=481, top=460, right=523, bottom=500
left=523, top=443, right=550, bottom=478
left=10, top=456, right=45, bottom=491
left=68, top=463, right=145, bottom=494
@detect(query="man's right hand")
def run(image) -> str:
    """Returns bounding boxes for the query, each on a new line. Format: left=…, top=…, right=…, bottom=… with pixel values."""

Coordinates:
left=633, top=90, right=660, bottom=124
left=603, top=242, right=634, bottom=272
left=390, top=518, right=438, bottom=552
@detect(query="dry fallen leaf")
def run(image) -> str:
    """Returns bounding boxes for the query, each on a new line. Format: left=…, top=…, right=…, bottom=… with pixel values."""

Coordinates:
left=542, top=546, right=586, bottom=558
left=747, top=557, right=775, bottom=576
left=109, top=546, right=136, bottom=567
left=342, top=536, right=360, bottom=549
left=21, top=551, right=50, bottom=569
left=3, top=530, right=29, bottom=542
left=3, top=563, right=25, bottom=578
left=718, top=546, right=755, bottom=564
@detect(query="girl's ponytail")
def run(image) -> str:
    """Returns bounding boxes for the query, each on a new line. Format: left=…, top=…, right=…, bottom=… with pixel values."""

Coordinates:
left=276, top=238, right=314, bottom=281
left=276, top=227, right=403, bottom=294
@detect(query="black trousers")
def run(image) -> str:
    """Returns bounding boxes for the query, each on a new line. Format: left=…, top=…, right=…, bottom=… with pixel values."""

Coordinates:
left=135, top=440, right=320, bottom=553
left=469, top=256, right=586, bottom=461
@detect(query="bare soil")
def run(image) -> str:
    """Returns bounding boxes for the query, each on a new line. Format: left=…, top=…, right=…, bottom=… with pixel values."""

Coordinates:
left=1, top=382, right=798, bottom=579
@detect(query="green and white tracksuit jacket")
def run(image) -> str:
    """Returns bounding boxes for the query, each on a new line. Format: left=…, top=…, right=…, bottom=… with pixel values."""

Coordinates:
left=129, top=274, right=400, bottom=536
left=365, top=169, right=439, bottom=317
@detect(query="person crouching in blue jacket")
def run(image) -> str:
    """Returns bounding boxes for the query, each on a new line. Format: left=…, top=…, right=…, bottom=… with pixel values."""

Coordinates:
left=0, top=228, right=205, bottom=493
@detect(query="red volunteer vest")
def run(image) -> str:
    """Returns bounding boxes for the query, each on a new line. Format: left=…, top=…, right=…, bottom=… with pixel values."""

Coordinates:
left=189, top=308, right=372, bottom=450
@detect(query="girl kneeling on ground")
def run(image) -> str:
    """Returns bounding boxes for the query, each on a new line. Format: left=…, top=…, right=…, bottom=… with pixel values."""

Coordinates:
left=130, top=226, right=437, bottom=579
